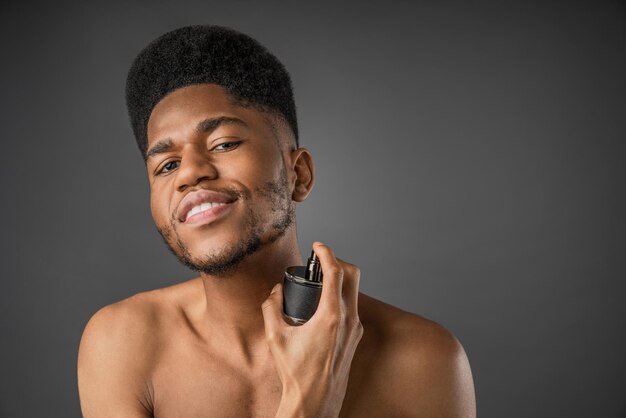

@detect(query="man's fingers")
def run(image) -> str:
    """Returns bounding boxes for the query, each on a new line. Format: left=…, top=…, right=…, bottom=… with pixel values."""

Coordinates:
left=336, top=257, right=360, bottom=318
left=313, top=242, right=343, bottom=315
left=261, top=282, right=285, bottom=343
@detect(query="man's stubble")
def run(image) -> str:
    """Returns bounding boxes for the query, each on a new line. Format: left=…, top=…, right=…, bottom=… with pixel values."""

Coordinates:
left=155, top=165, right=295, bottom=277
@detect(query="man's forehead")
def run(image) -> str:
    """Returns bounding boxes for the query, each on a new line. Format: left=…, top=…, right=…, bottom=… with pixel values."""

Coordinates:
left=148, top=84, right=237, bottom=124
left=147, top=85, right=250, bottom=138
left=146, top=83, right=296, bottom=152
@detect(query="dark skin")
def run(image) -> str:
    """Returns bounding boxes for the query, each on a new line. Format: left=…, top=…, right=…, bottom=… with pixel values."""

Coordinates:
left=77, top=84, right=476, bottom=417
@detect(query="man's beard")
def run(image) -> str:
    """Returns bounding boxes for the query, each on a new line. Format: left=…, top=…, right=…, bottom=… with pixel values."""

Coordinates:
left=155, top=166, right=295, bottom=277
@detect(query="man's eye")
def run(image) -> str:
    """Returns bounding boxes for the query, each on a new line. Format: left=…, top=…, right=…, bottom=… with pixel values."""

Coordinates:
left=157, top=160, right=179, bottom=175
left=213, top=141, right=242, bottom=152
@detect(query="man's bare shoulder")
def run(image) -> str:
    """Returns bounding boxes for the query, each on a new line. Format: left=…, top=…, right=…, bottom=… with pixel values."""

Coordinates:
left=77, top=279, right=201, bottom=416
left=356, top=292, right=458, bottom=352
left=81, top=278, right=202, bottom=353
left=79, top=278, right=201, bottom=349
left=349, top=292, right=476, bottom=417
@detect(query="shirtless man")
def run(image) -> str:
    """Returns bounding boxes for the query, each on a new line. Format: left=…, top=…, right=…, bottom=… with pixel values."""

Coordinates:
left=77, top=25, right=476, bottom=417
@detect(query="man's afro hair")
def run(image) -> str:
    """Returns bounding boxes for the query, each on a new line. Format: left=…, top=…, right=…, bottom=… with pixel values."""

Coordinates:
left=125, top=25, right=299, bottom=161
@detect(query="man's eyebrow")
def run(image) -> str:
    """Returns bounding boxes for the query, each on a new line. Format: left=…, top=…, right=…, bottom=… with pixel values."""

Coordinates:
left=146, top=116, right=248, bottom=161
left=146, top=138, right=174, bottom=161
left=196, top=116, right=247, bottom=134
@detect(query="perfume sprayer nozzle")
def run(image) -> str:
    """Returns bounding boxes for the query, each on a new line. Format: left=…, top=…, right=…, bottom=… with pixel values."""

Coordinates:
left=304, top=250, right=323, bottom=282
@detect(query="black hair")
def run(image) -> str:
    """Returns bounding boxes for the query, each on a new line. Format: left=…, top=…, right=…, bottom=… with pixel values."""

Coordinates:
left=125, top=25, right=299, bottom=161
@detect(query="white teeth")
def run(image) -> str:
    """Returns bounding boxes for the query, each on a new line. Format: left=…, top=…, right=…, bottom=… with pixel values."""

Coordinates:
left=186, top=202, right=227, bottom=221
left=188, top=206, right=202, bottom=218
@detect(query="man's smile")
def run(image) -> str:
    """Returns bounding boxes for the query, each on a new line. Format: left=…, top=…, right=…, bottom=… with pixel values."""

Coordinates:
left=183, top=201, right=235, bottom=226
left=177, top=188, right=239, bottom=223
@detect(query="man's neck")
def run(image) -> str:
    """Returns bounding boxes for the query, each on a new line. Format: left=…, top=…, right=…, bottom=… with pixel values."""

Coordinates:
left=198, top=233, right=303, bottom=367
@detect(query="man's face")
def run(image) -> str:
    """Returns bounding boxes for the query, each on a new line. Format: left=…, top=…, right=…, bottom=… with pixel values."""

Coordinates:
left=145, top=84, right=297, bottom=276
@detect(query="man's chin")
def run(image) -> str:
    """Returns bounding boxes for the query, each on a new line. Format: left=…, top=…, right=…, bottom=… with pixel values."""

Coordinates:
left=175, top=234, right=263, bottom=277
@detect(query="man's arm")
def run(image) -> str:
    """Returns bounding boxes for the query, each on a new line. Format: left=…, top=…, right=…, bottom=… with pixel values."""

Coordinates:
left=77, top=298, right=155, bottom=417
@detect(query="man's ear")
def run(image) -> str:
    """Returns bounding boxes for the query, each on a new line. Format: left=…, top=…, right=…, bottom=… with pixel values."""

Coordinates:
left=289, top=148, right=315, bottom=202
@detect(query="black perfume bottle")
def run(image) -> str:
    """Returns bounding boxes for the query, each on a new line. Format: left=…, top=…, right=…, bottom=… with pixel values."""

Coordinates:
left=283, top=250, right=324, bottom=324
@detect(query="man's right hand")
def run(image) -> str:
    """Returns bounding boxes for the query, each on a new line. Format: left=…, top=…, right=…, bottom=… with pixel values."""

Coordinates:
left=261, top=242, right=364, bottom=418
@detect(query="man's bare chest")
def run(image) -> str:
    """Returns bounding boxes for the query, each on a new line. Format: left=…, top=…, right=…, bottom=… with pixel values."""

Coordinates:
left=147, top=339, right=396, bottom=418
left=150, top=342, right=283, bottom=417
left=144, top=302, right=399, bottom=418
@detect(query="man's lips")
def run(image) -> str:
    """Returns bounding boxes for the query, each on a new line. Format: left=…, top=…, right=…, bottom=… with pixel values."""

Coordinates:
left=177, top=189, right=238, bottom=222
left=184, top=201, right=235, bottom=225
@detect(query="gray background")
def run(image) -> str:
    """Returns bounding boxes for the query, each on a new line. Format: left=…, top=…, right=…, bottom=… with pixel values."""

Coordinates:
left=1, top=0, right=625, bottom=417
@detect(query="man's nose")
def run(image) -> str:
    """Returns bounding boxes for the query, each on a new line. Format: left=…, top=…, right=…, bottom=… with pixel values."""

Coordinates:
left=175, top=146, right=218, bottom=191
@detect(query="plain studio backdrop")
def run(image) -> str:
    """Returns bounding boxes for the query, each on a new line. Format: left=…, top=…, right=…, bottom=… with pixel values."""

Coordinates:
left=1, top=1, right=624, bottom=417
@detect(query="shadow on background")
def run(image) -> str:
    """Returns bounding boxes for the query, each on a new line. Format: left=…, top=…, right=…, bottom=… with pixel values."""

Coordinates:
left=1, top=0, right=625, bottom=416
